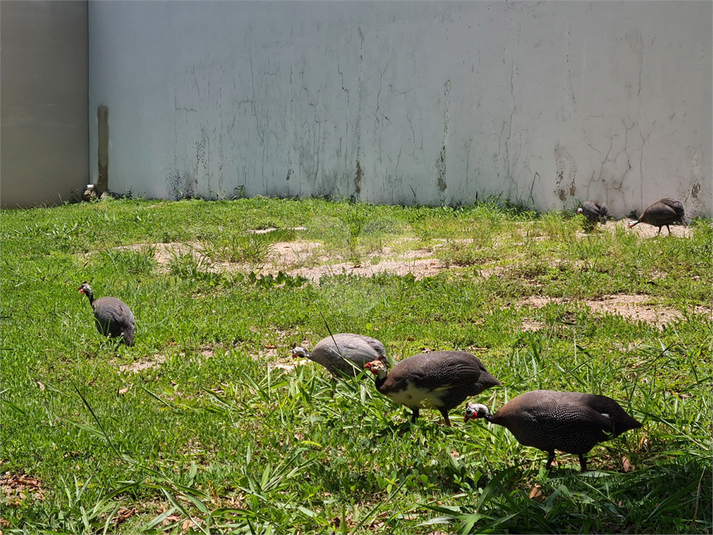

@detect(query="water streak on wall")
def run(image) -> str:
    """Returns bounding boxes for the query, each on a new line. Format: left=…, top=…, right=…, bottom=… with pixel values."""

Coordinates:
left=88, top=1, right=711, bottom=216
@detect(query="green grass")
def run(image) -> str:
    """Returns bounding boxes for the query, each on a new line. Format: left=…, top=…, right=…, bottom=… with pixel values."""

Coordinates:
left=1, top=196, right=711, bottom=534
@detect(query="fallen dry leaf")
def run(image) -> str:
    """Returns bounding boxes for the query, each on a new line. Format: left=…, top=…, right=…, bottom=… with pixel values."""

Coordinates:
left=621, top=455, right=632, bottom=472
left=162, top=514, right=182, bottom=526
left=112, top=507, right=136, bottom=525
left=529, top=485, right=543, bottom=499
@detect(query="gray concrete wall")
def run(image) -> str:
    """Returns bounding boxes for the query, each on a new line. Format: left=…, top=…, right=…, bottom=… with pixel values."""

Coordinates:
left=1, top=0, right=89, bottom=208
left=88, top=1, right=711, bottom=216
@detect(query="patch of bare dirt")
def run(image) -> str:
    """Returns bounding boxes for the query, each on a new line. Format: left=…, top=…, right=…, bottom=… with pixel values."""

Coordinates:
left=576, top=219, right=692, bottom=239
left=516, top=294, right=707, bottom=328
left=246, top=226, right=307, bottom=234
left=623, top=218, right=692, bottom=238
left=117, top=343, right=233, bottom=375
left=476, top=266, right=508, bottom=278
left=584, top=295, right=682, bottom=326
left=519, top=296, right=558, bottom=308
left=115, top=239, right=447, bottom=282
left=265, top=241, right=323, bottom=265
left=119, top=354, right=166, bottom=374
left=271, top=358, right=309, bottom=372
left=286, top=257, right=447, bottom=282
left=521, top=319, right=547, bottom=332
left=109, top=215, right=696, bottom=287
left=265, top=241, right=446, bottom=281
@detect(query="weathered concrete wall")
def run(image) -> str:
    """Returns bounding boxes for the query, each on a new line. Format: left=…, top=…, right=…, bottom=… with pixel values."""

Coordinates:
left=88, top=1, right=711, bottom=216
left=1, top=0, right=88, bottom=208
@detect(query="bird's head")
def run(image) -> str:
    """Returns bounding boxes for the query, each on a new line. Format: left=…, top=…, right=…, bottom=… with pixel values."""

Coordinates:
left=464, top=402, right=490, bottom=423
left=576, top=207, right=583, bottom=215
left=78, top=281, right=92, bottom=296
left=364, top=359, right=388, bottom=378
left=292, top=345, right=309, bottom=359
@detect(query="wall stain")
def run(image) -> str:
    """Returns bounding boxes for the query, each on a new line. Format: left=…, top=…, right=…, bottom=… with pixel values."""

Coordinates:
left=354, top=160, right=362, bottom=195
left=554, top=144, right=576, bottom=203
left=97, top=105, right=109, bottom=195
left=436, top=145, right=447, bottom=191
left=691, top=182, right=700, bottom=199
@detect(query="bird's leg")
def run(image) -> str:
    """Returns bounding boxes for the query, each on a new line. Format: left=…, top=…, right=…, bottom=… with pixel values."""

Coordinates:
left=411, top=408, right=420, bottom=423
left=440, top=410, right=452, bottom=427
left=545, top=452, right=556, bottom=470
left=666, top=225, right=671, bottom=236
left=578, top=454, right=588, bottom=472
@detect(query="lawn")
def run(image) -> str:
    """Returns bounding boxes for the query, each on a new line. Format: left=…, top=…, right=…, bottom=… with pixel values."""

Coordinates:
left=1, top=196, right=711, bottom=534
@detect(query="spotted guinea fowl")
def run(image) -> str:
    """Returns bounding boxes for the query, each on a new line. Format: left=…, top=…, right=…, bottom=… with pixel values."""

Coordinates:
left=292, top=333, right=386, bottom=377
left=364, top=351, right=501, bottom=426
left=78, top=282, right=135, bottom=346
left=577, top=201, right=608, bottom=225
left=464, top=390, right=642, bottom=471
left=628, top=198, right=686, bottom=235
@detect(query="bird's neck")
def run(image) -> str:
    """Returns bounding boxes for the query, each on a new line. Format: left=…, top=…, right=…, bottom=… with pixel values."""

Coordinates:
left=373, top=374, right=387, bottom=390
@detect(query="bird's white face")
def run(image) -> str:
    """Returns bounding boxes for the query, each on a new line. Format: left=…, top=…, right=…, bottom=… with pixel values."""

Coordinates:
left=292, top=346, right=308, bottom=359
left=364, top=359, right=388, bottom=378
left=464, top=402, right=489, bottom=423
left=78, top=282, right=91, bottom=295
left=577, top=207, right=583, bottom=214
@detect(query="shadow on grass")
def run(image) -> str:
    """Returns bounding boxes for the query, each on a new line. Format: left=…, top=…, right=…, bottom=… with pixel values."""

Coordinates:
left=421, top=459, right=710, bottom=534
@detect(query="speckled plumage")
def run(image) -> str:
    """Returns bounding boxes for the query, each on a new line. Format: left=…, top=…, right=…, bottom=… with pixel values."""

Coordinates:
left=629, top=198, right=686, bottom=235
left=79, top=282, right=135, bottom=346
left=292, top=333, right=386, bottom=377
left=365, top=351, right=501, bottom=426
left=465, top=390, right=641, bottom=471
left=577, top=201, right=608, bottom=225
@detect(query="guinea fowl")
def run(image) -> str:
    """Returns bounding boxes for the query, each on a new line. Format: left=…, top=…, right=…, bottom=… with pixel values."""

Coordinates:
left=577, top=201, right=608, bottom=225
left=78, top=282, right=135, bottom=346
left=628, top=198, right=686, bottom=235
left=292, top=333, right=386, bottom=377
left=364, top=351, right=501, bottom=426
left=464, top=390, right=642, bottom=471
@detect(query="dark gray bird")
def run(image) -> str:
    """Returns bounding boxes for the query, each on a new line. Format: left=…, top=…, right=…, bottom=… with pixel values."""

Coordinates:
left=628, top=198, right=686, bottom=235
left=78, top=282, right=135, bottom=346
left=464, top=390, right=642, bottom=471
left=577, top=201, right=608, bottom=225
left=365, top=351, right=501, bottom=426
left=292, top=333, right=386, bottom=377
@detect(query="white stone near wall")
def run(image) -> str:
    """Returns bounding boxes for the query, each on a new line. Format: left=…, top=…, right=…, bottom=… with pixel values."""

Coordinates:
left=89, top=1, right=711, bottom=216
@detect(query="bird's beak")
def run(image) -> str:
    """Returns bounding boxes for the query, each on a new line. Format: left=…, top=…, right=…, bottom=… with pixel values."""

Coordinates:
left=464, top=407, right=478, bottom=423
